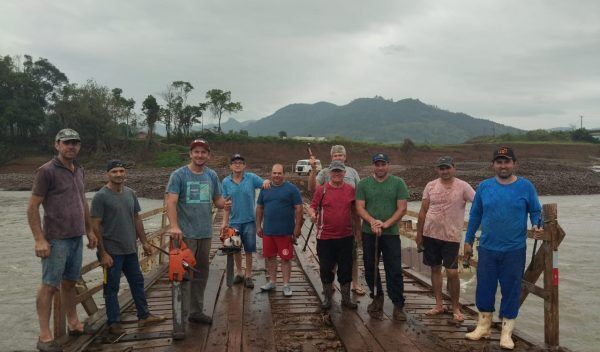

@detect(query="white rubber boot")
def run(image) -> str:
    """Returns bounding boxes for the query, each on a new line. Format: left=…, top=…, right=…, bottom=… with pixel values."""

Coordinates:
left=465, top=312, right=492, bottom=340
left=500, top=318, right=516, bottom=349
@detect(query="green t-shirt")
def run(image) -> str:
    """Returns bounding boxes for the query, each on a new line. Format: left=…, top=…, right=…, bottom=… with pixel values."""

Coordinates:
left=356, top=175, right=409, bottom=235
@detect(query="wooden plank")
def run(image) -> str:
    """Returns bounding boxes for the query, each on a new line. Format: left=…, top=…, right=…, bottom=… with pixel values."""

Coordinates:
left=543, top=203, right=559, bottom=347
left=521, top=281, right=549, bottom=300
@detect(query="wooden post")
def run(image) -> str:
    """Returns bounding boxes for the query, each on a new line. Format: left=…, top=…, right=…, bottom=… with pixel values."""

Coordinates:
left=543, top=203, right=559, bottom=347
left=159, top=195, right=168, bottom=264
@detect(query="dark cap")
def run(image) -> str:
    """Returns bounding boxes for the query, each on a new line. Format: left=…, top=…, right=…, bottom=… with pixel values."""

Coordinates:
left=55, top=128, right=80, bottom=142
left=436, top=156, right=454, bottom=167
left=230, top=153, right=245, bottom=163
left=493, top=146, right=516, bottom=161
left=190, top=139, right=210, bottom=151
left=372, top=153, right=390, bottom=163
left=106, top=159, right=125, bottom=171
left=328, top=160, right=346, bottom=171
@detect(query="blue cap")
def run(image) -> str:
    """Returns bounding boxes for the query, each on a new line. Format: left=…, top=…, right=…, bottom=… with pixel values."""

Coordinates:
left=372, top=153, right=389, bottom=163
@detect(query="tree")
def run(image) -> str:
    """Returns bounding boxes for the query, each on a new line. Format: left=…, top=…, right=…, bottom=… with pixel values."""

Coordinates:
left=278, top=130, right=287, bottom=139
left=400, top=138, right=416, bottom=165
left=109, top=88, right=135, bottom=138
left=161, top=81, right=194, bottom=138
left=142, top=95, right=160, bottom=142
left=205, top=89, right=242, bottom=133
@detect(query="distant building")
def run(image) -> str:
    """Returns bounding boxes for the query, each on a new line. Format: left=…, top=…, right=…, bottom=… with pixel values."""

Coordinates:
left=291, top=136, right=326, bottom=142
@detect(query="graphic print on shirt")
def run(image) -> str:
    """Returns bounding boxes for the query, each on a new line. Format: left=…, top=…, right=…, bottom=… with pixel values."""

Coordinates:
left=186, top=181, right=211, bottom=204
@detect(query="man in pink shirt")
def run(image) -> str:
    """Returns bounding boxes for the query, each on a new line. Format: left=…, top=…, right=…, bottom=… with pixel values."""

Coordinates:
left=416, top=156, right=475, bottom=322
left=308, top=161, right=362, bottom=310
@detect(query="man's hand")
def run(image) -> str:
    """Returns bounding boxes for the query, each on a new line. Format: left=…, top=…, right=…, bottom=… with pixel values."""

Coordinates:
left=310, top=212, right=317, bottom=223
left=370, top=219, right=383, bottom=236
left=532, top=225, right=545, bottom=240
left=142, top=242, right=153, bottom=256
left=100, top=252, right=114, bottom=268
left=415, top=233, right=423, bottom=247
left=35, top=238, right=51, bottom=258
left=169, top=226, right=184, bottom=241
left=463, top=243, right=473, bottom=260
left=262, top=179, right=271, bottom=189
left=86, top=232, right=98, bottom=249
left=256, top=226, right=264, bottom=238
left=223, top=197, right=232, bottom=211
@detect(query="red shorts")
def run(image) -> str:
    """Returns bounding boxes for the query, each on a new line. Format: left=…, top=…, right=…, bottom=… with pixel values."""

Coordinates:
left=262, top=235, right=294, bottom=260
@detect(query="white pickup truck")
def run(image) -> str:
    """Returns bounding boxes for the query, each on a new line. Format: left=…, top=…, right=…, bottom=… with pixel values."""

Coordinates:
left=295, top=159, right=321, bottom=176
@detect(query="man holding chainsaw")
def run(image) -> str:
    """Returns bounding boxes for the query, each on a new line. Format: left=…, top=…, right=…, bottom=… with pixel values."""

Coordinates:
left=166, top=139, right=231, bottom=325
left=308, top=161, right=361, bottom=310
left=221, top=154, right=269, bottom=289
left=91, top=160, right=165, bottom=335
left=464, top=147, right=542, bottom=349
left=308, top=145, right=365, bottom=296
left=356, top=153, right=409, bottom=321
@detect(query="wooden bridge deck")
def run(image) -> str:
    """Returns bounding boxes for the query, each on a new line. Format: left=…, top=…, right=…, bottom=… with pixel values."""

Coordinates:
left=68, top=210, right=560, bottom=352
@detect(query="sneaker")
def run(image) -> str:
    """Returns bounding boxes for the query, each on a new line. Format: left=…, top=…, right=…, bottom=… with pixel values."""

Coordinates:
left=188, top=312, right=213, bottom=324
left=244, top=277, right=254, bottom=289
left=283, top=285, right=293, bottom=297
left=36, top=339, right=63, bottom=352
left=260, top=281, right=276, bottom=291
left=139, top=313, right=166, bottom=327
left=108, top=323, right=125, bottom=335
left=233, top=274, right=244, bottom=284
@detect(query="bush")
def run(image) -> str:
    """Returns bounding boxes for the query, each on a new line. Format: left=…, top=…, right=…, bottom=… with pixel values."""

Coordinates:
left=155, top=150, right=184, bottom=168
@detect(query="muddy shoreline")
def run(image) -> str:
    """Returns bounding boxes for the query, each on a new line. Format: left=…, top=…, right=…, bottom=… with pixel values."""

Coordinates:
left=2, top=160, right=598, bottom=201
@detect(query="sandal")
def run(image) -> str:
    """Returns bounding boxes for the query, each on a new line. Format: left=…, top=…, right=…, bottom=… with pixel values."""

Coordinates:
left=452, top=312, right=465, bottom=322
left=351, top=286, right=366, bottom=296
left=425, top=306, right=447, bottom=316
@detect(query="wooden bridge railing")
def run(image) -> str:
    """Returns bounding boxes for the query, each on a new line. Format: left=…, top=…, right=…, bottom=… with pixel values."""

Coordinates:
left=53, top=202, right=170, bottom=339
left=400, top=203, right=563, bottom=348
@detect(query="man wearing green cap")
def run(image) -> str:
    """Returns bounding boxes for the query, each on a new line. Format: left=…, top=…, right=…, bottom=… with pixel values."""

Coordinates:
left=27, top=128, right=98, bottom=352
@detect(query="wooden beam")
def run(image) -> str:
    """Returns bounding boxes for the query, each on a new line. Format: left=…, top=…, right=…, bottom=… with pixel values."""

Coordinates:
left=543, top=203, right=559, bottom=347
left=520, top=281, right=549, bottom=300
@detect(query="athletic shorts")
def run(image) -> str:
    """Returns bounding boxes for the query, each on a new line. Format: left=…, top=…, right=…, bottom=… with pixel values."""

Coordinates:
left=42, top=236, right=83, bottom=288
left=262, top=235, right=294, bottom=260
left=422, top=236, right=460, bottom=269
left=230, top=221, right=257, bottom=253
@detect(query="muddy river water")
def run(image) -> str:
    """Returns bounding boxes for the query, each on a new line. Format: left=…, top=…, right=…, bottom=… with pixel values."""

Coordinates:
left=0, top=191, right=597, bottom=351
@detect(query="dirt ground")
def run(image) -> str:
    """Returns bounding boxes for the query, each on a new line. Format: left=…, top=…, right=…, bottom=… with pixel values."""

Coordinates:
left=1, top=142, right=599, bottom=200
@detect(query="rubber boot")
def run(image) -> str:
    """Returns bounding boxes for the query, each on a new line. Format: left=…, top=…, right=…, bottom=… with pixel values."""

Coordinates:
left=341, top=283, right=357, bottom=309
left=367, top=295, right=384, bottom=319
left=500, top=318, right=516, bottom=349
left=465, top=312, right=492, bottom=340
left=321, top=283, right=333, bottom=310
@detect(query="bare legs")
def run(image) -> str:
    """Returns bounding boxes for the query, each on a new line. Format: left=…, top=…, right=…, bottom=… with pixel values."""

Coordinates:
left=37, top=280, right=83, bottom=342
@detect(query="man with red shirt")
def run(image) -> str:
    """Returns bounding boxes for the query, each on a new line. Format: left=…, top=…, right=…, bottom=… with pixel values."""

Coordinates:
left=308, top=161, right=361, bottom=309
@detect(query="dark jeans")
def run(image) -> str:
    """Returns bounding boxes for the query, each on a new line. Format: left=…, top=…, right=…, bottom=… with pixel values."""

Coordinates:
left=105, top=253, right=149, bottom=325
left=316, top=236, right=354, bottom=285
left=362, top=233, right=405, bottom=307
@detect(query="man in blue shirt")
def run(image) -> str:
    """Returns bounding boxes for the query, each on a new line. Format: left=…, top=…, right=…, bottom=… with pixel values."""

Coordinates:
left=166, top=139, right=231, bottom=326
left=222, top=154, right=268, bottom=289
left=464, top=147, right=543, bottom=349
left=256, top=164, right=303, bottom=297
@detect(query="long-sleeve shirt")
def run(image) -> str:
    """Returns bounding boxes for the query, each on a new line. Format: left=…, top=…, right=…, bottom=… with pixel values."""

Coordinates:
left=465, top=177, right=541, bottom=252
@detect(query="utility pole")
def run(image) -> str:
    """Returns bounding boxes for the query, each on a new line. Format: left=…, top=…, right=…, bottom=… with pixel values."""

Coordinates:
left=580, top=115, right=583, bottom=129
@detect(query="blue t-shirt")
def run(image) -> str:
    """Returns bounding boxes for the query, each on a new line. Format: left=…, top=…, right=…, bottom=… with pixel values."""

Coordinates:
left=222, top=172, right=264, bottom=225
left=465, top=177, right=541, bottom=251
left=257, top=181, right=302, bottom=236
left=166, top=166, right=222, bottom=239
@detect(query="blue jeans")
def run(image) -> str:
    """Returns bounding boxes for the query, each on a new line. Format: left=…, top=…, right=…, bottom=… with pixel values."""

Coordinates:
left=362, top=233, right=405, bottom=307
left=104, top=253, right=149, bottom=325
left=476, top=246, right=526, bottom=319
left=230, top=221, right=257, bottom=253
left=42, top=237, right=83, bottom=288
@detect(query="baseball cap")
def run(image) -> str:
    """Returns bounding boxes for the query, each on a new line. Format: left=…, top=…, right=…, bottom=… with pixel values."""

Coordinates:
left=55, top=128, right=80, bottom=142
left=328, top=160, right=346, bottom=171
left=189, top=139, right=210, bottom=151
left=436, top=156, right=454, bottom=167
left=372, top=153, right=390, bottom=163
left=492, top=146, right=516, bottom=161
left=230, top=153, right=245, bottom=163
left=106, top=159, right=125, bottom=171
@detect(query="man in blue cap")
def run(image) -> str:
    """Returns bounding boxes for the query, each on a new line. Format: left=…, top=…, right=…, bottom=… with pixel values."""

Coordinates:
left=356, top=153, right=409, bottom=320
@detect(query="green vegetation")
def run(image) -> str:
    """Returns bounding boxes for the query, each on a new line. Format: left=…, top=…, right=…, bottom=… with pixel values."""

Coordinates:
left=467, top=128, right=598, bottom=144
left=154, top=150, right=185, bottom=168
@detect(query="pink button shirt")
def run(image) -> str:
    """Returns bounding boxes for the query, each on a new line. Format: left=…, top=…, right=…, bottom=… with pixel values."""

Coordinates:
left=422, top=178, right=475, bottom=243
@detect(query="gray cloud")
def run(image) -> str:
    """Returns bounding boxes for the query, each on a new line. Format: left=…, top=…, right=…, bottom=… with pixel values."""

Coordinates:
left=1, top=0, right=599, bottom=130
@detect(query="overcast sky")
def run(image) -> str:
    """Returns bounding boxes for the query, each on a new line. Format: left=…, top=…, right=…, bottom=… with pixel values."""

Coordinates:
left=2, top=0, right=599, bottom=130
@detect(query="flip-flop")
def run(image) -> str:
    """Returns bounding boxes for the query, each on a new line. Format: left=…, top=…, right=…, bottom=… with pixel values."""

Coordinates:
left=425, top=307, right=447, bottom=316
left=351, top=286, right=366, bottom=296
left=452, top=312, right=465, bottom=322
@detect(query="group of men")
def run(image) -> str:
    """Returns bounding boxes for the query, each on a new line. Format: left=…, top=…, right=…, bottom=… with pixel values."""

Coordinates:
left=29, top=128, right=542, bottom=351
